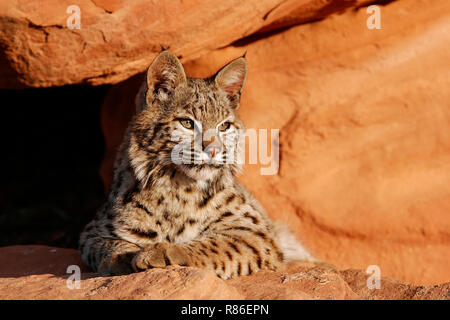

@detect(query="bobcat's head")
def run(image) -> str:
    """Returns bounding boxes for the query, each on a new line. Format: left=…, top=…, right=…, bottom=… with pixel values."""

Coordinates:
left=129, top=51, right=247, bottom=186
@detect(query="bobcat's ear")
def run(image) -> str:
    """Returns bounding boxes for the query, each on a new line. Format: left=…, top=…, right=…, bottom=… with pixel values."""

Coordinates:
left=146, top=51, right=187, bottom=106
left=214, top=57, right=247, bottom=109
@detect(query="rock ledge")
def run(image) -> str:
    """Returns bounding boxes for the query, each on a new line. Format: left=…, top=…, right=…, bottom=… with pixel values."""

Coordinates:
left=0, top=246, right=448, bottom=300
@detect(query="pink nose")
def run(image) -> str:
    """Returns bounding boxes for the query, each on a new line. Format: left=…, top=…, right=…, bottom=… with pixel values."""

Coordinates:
left=205, top=145, right=220, bottom=158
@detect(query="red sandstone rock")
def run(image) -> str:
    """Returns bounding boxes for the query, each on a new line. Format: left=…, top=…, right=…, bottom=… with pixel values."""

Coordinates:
left=340, top=269, right=450, bottom=300
left=254, top=0, right=375, bottom=34
left=228, top=262, right=359, bottom=300
left=99, top=0, right=450, bottom=285
left=0, top=0, right=380, bottom=88
left=0, top=246, right=448, bottom=300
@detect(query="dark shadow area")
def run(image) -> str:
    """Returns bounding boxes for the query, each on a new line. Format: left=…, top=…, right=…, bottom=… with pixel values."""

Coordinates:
left=0, top=85, right=110, bottom=249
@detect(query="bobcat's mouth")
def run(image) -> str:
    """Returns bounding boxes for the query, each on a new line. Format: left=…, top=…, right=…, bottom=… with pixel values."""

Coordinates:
left=169, top=144, right=235, bottom=180
left=179, top=157, right=224, bottom=171
left=173, top=147, right=227, bottom=166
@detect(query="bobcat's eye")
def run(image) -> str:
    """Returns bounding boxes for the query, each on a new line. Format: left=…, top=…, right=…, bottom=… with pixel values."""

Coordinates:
left=179, top=119, right=194, bottom=129
left=218, top=121, right=231, bottom=132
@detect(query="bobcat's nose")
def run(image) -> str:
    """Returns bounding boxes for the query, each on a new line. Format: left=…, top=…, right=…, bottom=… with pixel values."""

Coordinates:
left=203, top=136, right=221, bottom=158
left=204, top=145, right=220, bottom=158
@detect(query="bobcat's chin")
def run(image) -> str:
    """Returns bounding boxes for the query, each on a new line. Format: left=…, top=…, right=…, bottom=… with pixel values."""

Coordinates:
left=177, top=163, right=222, bottom=182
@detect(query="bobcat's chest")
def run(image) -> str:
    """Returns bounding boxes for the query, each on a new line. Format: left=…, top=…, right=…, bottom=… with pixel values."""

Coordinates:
left=128, top=187, right=220, bottom=245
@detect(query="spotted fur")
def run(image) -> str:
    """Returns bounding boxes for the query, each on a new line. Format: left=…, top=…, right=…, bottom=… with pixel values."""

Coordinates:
left=79, top=51, right=315, bottom=279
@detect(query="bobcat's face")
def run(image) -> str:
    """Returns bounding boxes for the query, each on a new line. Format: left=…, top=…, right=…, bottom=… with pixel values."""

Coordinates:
left=130, top=51, right=247, bottom=183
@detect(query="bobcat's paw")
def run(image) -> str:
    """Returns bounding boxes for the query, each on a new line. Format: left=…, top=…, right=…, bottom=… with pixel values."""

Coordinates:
left=97, top=251, right=137, bottom=276
left=132, top=243, right=192, bottom=271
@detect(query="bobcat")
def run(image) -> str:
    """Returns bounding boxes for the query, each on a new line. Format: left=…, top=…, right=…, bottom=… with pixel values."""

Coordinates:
left=79, top=51, right=315, bottom=279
